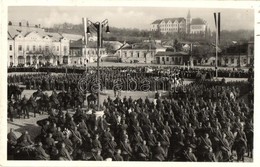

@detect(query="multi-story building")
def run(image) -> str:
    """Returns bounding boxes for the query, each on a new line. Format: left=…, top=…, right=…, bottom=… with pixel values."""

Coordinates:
left=69, top=39, right=107, bottom=65
left=150, top=18, right=186, bottom=34
left=190, top=18, right=207, bottom=34
left=118, top=41, right=166, bottom=63
left=7, top=21, right=70, bottom=67
left=150, top=10, right=208, bottom=35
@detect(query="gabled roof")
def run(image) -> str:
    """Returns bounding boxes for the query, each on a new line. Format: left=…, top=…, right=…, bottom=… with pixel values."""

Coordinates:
left=152, top=18, right=186, bottom=25
left=8, top=25, right=45, bottom=39
left=70, top=39, right=101, bottom=48
left=151, top=19, right=162, bottom=24
left=162, top=17, right=186, bottom=24
left=46, top=32, right=64, bottom=42
left=121, top=41, right=164, bottom=50
left=62, top=33, right=82, bottom=41
left=155, top=51, right=189, bottom=57
left=8, top=25, right=66, bottom=42
left=191, top=18, right=206, bottom=25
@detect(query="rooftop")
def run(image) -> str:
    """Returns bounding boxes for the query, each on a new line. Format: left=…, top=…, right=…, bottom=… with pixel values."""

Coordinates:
left=191, top=18, right=206, bottom=25
left=8, top=25, right=65, bottom=42
left=155, top=51, right=189, bottom=56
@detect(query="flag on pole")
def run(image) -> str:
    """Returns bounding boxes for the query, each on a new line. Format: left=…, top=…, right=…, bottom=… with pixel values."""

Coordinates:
left=214, top=12, right=221, bottom=43
left=218, top=12, right=221, bottom=42
left=82, top=17, right=88, bottom=45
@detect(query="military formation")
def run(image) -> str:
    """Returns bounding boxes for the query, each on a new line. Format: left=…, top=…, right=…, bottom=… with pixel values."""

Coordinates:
left=7, top=66, right=253, bottom=161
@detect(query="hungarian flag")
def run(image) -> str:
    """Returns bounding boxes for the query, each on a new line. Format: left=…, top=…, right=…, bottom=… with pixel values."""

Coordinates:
left=214, top=12, right=221, bottom=43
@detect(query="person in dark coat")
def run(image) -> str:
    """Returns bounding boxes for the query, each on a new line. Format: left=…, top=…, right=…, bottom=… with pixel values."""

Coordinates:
left=35, top=142, right=50, bottom=160
left=7, top=128, right=17, bottom=145
left=114, top=149, right=124, bottom=161
left=152, top=142, right=166, bottom=161
left=59, top=142, right=72, bottom=160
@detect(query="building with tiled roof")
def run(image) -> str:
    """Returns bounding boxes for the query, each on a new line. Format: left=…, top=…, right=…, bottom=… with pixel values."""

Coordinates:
left=150, top=17, right=186, bottom=33
left=150, top=11, right=208, bottom=36
left=69, top=39, right=108, bottom=64
left=7, top=21, right=70, bottom=67
left=190, top=18, right=208, bottom=34
left=118, top=41, right=166, bottom=63
left=154, top=51, right=189, bottom=65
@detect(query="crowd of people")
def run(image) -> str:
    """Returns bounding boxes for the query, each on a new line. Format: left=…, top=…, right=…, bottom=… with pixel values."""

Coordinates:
left=8, top=66, right=252, bottom=79
left=7, top=74, right=254, bottom=161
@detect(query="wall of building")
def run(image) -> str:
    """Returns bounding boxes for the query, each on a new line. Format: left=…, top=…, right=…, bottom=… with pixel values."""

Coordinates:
left=190, top=24, right=207, bottom=34
left=155, top=55, right=183, bottom=65
left=220, top=55, right=248, bottom=67
left=120, top=49, right=156, bottom=63
left=8, top=31, right=70, bottom=67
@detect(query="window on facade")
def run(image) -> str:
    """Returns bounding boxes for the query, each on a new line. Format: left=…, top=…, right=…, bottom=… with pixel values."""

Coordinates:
left=10, top=56, right=13, bottom=62
left=9, top=45, right=12, bottom=51
left=162, top=57, right=165, bottom=61
left=39, top=45, right=42, bottom=51
left=231, top=58, right=234, bottom=64
left=57, top=46, right=59, bottom=51
left=131, top=52, right=133, bottom=57
left=18, top=45, right=22, bottom=51
left=26, top=45, right=29, bottom=51
left=225, top=58, right=228, bottom=64
left=64, top=46, right=67, bottom=53
left=125, top=52, right=127, bottom=57
left=166, top=57, right=169, bottom=61
left=33, top=45, right=36, bottom=51
left=137, top=52, right=140, bottom=58
left=172, top=57, right=174, bottom=61
left=244, top=59, right=247, bottom=64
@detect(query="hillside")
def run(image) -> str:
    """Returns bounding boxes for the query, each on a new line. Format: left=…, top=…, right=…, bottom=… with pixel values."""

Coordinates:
left=44, top=23, right=254, bottom=44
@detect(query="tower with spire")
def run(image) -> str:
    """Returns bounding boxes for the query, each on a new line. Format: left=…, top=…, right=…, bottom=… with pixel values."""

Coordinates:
left=186, top=10, right=191, bottom=34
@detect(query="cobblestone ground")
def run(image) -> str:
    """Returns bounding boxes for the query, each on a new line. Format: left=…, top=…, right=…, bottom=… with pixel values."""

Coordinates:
left=7, top=78, right=252, bottom=162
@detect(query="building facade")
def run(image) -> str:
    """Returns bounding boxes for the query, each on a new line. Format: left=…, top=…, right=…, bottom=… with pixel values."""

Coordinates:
left=154, top=51, right=189, bottom=65
left=69, top=39, right=107, bottom=65
left=220, top=41, right=254, bottom=67
left=8, top=22, right=70, bottom=67
left=118, top=42, right=166, bottom=64
left=190, top=18, right=207, bottom=34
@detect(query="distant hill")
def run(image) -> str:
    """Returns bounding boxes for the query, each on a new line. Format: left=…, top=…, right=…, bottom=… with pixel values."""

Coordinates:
left=43, top=23, right=254, bottom=44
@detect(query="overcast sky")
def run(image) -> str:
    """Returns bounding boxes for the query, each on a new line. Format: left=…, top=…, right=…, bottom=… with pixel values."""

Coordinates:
left=8, top=6, right=254, bottom=31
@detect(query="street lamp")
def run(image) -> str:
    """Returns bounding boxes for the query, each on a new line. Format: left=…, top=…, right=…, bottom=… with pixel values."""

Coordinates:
left=86, top=19, right=110, bottom=111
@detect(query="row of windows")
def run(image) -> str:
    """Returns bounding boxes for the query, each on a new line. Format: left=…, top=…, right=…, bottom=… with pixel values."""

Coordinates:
left=161, top=57, right=182, bottom=62
left=161, top=24, right=178, bottom=27
left=123, top=51, right=154, bottom=58
left=225, top=58, right=247, bottom=64
left=161, top=28, right=180, bottom=31
left=83, top=50, right=106, bottom=55
left=12, top=45, right=68, bottom=53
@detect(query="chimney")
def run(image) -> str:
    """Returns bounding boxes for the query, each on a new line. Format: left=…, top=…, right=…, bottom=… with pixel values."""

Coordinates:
left=19, top=22, right=22, bottom=26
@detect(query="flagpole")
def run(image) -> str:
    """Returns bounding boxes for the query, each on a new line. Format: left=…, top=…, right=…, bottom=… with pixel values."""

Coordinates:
left=215, top=14, right=218, bottom=79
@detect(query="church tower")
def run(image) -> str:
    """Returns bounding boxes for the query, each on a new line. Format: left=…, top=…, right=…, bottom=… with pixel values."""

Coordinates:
left=186, top=10, right=191, bottom=34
